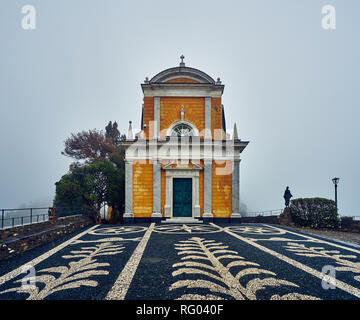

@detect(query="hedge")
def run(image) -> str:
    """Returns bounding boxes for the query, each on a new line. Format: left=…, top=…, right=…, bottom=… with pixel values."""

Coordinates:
left=290, top=198, right=339, bottom=229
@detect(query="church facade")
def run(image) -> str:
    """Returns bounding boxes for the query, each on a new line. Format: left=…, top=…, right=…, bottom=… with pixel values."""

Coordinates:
left=122, top=57, right=248, bottom=222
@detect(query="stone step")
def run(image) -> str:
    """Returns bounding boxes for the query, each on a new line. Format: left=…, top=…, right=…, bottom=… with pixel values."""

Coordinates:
left=161, top=218, right=203, bottom=224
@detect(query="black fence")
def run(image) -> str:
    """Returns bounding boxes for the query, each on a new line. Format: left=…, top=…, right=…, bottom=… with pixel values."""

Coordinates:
left=0, top=207, right=84, bottom=230
left=243, top=209, right=283, bottom=217
left=242, top=209, right=360, bottom=221
left=341, top=215, right=360, bottom=221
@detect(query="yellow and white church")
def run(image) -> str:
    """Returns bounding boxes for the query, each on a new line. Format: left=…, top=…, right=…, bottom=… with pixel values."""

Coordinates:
left=121, top=56, right=248, bottom=223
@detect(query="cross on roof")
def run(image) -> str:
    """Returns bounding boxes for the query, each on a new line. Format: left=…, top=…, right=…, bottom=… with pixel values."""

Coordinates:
left=180, top=55, right=185, bottom=66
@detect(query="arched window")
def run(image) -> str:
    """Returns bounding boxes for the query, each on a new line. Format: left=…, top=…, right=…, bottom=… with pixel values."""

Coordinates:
left=170, top=123, right=194, bottom=137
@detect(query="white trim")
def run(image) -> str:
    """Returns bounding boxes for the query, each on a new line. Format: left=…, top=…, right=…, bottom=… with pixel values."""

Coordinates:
left=154, top=97, right=160, bottom=139
left=203, top=159, right=212, bottom=214
left=152, top=159, right=161, bottom=215
left=125, top=160, right=133, bottom=214
left=205, top=97, right=212, bottom=139
left=142, top=87, right=223, bottom=98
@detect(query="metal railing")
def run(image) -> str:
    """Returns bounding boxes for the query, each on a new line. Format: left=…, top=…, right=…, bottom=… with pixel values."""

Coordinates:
left=0, top=207, right=84, bottom=230
left=242, top=210, right=360, bottom=221
left=243, top=209, right=283, bottom=217
left=340, top=215, right=360, bottom=221
left=1, top=207, right=50, bottom=230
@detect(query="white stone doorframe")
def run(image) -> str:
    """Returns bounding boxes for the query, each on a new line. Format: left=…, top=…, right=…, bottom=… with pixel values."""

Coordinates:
left=164, top=167, right=201, bottom=219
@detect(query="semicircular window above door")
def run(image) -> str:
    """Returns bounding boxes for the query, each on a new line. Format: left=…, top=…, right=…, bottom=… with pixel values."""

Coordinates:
left=171, top=123, right=194, bottom=137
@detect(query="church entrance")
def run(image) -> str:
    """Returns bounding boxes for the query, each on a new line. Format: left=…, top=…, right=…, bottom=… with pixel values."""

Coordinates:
left=172, top=178, right=192, bottom=217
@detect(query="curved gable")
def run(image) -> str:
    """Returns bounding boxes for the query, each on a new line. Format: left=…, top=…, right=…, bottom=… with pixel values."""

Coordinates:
left=150, top=66, right=215, bottom=84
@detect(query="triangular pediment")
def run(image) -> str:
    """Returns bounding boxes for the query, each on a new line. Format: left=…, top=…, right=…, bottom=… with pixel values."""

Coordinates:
left=162, top=160, right=203, bottom=170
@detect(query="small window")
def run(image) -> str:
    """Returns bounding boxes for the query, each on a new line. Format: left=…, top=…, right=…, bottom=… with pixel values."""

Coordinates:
left=171, top=123, right=194, bottom=137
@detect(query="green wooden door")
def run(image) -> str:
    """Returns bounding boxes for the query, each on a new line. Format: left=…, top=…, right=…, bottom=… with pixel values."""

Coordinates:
left=173, top=178, right=192, bottom=217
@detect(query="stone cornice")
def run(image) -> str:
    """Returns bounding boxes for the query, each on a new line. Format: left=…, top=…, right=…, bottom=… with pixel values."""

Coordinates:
left=141, top=83, right=224, bottom=97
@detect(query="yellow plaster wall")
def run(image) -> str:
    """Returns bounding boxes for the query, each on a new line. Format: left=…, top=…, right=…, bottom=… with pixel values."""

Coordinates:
left=133, top=160, right=153, bottom=217
left=166, top=77, right=200, bottom=83
left=160, top=97, right=205, bottom=138
left=143, top=97, right=154, bottom=139
left=212, top=160, right=232, bottom=217
left=132, top=159, right=232, bottom=218
left=143, top=96, right=223, bottom=139
left=211, top=97, right=223, bottom=140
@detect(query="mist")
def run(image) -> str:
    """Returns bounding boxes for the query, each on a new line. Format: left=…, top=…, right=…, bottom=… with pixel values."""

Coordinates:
left=1, top=0, right=359, bottom=217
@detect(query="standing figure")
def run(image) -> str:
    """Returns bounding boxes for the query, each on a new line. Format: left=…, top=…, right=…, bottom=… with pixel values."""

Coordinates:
left=283, top=186, right=292, bottom=207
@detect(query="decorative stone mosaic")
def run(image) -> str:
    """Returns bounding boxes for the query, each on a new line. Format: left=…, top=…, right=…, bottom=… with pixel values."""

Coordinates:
left=225, top=225, right=286, bottom=236
left=88, top=226, right=148, bottom=236
left=154, top=224, right=222, bottom=234
left=0, top=223, right=359, bottom=300
left=0, top=242, right=124, bottom=299
left=169, top=236, right=319, bottom=300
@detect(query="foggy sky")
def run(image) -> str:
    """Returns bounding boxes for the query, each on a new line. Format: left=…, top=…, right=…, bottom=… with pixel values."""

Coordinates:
left=0, top=0, right=359, bottom=216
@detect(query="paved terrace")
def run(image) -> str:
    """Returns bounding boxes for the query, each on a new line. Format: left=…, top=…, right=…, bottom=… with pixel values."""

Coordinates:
left=0, top=223, right=359, bottom=300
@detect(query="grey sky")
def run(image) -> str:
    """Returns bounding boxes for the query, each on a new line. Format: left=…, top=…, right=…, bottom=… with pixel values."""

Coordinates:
left=0, top=0, right=359, bottom=215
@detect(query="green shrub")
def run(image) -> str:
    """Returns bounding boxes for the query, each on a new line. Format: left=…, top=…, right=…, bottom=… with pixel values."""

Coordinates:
left=290, top=198, right=339, bottom=229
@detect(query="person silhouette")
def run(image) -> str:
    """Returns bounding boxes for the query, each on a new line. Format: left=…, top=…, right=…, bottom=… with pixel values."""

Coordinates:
left=283, top=186, right=292, bottom=207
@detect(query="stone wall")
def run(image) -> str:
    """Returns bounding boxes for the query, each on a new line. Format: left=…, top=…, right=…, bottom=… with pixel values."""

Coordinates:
left=0, top=214, right=92, bottom=261
left=341, top=220, right=360, bottom=233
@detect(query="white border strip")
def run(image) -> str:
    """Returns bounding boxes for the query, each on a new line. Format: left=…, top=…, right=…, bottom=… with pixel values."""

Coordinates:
left=105, top=223, right=155, bottom=300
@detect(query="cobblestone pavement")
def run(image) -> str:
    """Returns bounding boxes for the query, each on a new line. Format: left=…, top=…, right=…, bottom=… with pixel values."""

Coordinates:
left=0, top=223, right=359, bottom=300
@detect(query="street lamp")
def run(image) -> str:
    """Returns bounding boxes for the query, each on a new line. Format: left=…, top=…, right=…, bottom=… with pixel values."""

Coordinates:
left=332, top=177, right=340, bottom=213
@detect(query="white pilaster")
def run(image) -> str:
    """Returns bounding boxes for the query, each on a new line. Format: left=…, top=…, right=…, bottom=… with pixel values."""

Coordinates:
left=194, top=175, right=201, bottom=217
left=124, top=160, right=133, bottom=217
left=164, top=174, right=171, bottom=217
left=231, top=159, right=241, bottom=218
left=154, top=97, right=160, bottom=139
left=203, top=159, right=212, bottom=217
left=205, top=97, right=212, bottom=139
left=152, top=159, right=161, bottom=218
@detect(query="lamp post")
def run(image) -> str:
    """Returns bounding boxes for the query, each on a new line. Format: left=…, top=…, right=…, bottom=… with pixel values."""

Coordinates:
left=332, top=177, right=340, bottom=213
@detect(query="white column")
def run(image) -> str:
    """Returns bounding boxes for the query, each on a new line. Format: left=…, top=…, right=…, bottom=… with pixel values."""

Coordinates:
left=152, top=159, right=162, bottom=218
left=124, top=160, right=133, bottom=218
left=164, top=173, right=171, bottom=217
left=205, top=97, right=212, bottom=139
left=231, top=159, right=241, bottom=218
left=154, top=97, right=160, bottom=139
left=194, top=173, right=201, bottom=217
left=203, top=159, right=212, bottom=217
left=203, top=100, right=213, bottom=219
